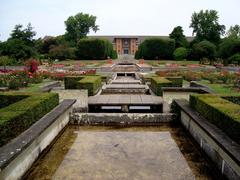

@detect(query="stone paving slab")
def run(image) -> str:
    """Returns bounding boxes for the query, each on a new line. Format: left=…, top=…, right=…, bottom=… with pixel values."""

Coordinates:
left=52, top=90, right=88, bottom=112
left=88, top=95, right=163, bottom=105
left=52, top=131, right=194, bottom=180
left=103, top=84, right=148, bottom=89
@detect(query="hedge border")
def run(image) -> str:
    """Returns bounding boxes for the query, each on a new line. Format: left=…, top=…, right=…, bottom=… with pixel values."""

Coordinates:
left=150, top=77, right=172, bottom=96
left=64, top=75, right=102, bottom=96
left=0, top=92, right=59, bottom=147
left=190, top=94, right=240, bottom=144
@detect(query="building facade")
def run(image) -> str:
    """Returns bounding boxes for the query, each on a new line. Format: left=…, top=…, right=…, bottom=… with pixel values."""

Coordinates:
left=88, top=35, right=193, bottom=55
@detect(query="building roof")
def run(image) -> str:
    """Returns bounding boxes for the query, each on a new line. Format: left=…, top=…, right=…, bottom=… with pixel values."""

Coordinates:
left=88, top=35, right=194, bottom=42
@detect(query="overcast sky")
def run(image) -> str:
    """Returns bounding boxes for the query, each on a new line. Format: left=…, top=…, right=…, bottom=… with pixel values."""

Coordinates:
left=0, top=0, right=239, bottom=41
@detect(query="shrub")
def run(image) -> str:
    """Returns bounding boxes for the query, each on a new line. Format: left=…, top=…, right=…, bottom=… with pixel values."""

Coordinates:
left=135, top=38, right=175, bottom=60
left=228, top=53, right=240, bottom=65
left=0, top=92, right=59, bottom=146
left=64, top=76, right=84, bottom=89
left=64, top=75, right=102, bottom=95
left=190, top=40, right=216, bottom=61
left=77, top=76, right=102, bottom=96
left=202, top=73, right=218, bottom=84
left=0, top=75, right=8, bottom=87
left=0, top=93, right=29, bottom=108
left=182, top=71, right=202, bottom=81
left=221, top=94, right=240, bottom=105
left=25, top=58, right=39, bottom=73
left=76, top=39, right=115, bottom=60
left=218, top=38, right=240, bottom=59
left=190, top=94, right=240, bottom=144
left=217, top=71, right=236, bottom=84
left=49, top=45, right=76, bottom=60
left=8, top=78, right=22, bottom=90
left=173, top=47, right=188, bottom=60
left=166, top=77, right=183, bottom=87
left=150, top=77, right=172, bottom=96
left=0, top=56, right=16, bottom=66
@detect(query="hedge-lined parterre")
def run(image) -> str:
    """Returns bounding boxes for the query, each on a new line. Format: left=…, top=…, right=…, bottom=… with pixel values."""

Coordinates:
left=0, top=92, right=59, bottom=147
left=190, top=94, right=240, bottom=144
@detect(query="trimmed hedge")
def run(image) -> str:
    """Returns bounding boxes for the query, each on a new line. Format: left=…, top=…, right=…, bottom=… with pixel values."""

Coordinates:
left=76, top=39, right=116, bottom=60
left=190, top=94, right=240, bottom=144
left=0, top=93, right=29, bottom=109
left=135, top=38, right=175, bottom=60
left=64, top=75, right=102, bottom=96
left=0, top=92, right=59, bottom=147
left=221, top=94, right=240, bottom=105
left=166, top=77, right=183, bottom=87
left=150, top=77, right=172, bottom=96
left=64, top=76, right=84, bottom=89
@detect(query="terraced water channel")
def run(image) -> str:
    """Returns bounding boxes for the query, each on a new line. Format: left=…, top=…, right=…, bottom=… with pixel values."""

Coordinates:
left=24, top=63, right=222, bottom=179
left=24, top=126, right=220, bottom=180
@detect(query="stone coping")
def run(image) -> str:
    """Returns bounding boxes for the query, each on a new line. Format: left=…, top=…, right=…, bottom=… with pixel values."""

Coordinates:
left=190, top=81, right=214, bottom=93
left=162, top=87, right=212, bottom=94
left=41, top=81, right=61, bottom=92
left=0, top=99, right=76, bottom=170
left=174, top=99, right=240, bottom=166
left=70, top=113, right=174, bottom=125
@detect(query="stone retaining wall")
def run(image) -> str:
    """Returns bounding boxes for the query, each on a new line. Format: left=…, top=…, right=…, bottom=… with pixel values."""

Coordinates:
left=0, top=99, right=76, bottom=180
left=174, top=99, right=240, bottom=180
left=70, top=113, right=174, bottom=125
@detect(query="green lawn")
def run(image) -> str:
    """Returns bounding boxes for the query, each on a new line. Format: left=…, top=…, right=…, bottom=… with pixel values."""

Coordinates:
left=199, top=80, right=239, bottom=94
left=52, top=60, right=107, bottom=67
left=12, top=79, right=54, bottom=92
left=144, top=60, right=199, bottom=67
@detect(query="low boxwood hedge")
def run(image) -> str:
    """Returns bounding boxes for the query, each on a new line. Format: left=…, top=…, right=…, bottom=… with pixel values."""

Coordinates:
left=64, top=76, right=84, bottom=89
left=221, top=94, right=240, bottom=105
left=190, top=94, right=240, bottom=144
left=0, top=92, right=59, bottom=147
left=0, top=93, right=29, bottom=108
left=150, top=77, right=172, bottom=96
left=166, top=77, right=183, bottom=87
left=64, top=75, right=102, bottom=96
left=77, top=76, right=102, bottom=96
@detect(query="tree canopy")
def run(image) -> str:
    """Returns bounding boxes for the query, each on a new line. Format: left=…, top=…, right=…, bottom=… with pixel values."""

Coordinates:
left=169, top=26, right=188, bottom=48
left=65, top=13, right=99, bottom=44
left=227, top=25, right=240, bottom=39
left=0, top=23, right=37, bottom=61
left=190, top=10, right=225, bottom=44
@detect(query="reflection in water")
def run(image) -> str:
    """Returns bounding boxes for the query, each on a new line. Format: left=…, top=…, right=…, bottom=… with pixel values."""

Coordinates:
left=24, top=126, right=219, bottom=180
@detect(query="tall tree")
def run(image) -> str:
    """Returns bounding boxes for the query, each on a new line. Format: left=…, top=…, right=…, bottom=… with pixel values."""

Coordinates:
left=227, top=25, right=240, bottom=39
left=1, top=23, right=37, bottom=61
left=190, top=10, right=225, bottom=44
left=169, top=26, right=188, bottom=48
left=65, top=13, right=99, bottom=44
left=9, top=23, right=36, bottom=45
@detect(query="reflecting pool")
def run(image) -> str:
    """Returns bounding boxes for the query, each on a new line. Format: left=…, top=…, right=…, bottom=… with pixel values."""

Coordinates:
left=24, top=126, right=219, bottom=180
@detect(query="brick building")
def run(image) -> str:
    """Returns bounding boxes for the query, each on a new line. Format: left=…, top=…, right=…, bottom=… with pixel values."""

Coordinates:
left=88, top=35, right=194, bottom=55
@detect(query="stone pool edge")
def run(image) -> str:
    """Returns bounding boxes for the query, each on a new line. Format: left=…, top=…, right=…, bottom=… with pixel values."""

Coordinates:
left=174, top=99, right=240, bottom=180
